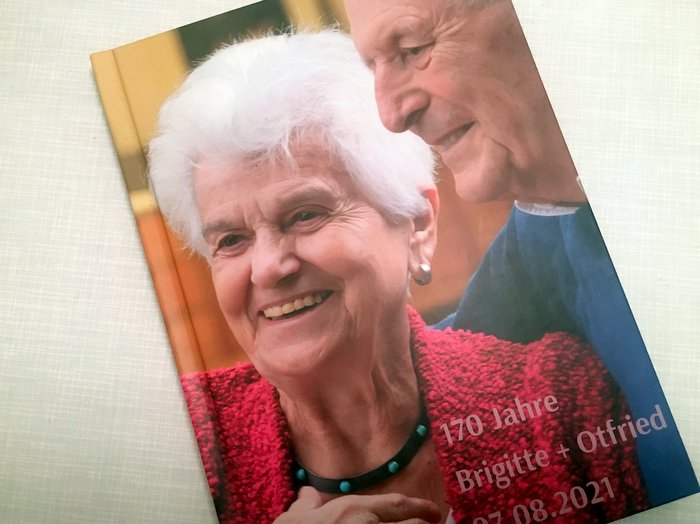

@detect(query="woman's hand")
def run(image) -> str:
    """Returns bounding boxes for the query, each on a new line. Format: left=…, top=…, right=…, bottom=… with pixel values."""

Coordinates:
left=273, top=486, right=442, bottom=524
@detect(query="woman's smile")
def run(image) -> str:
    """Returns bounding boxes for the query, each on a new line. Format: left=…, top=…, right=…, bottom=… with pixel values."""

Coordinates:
left=261, top=290, right=334, bottom=320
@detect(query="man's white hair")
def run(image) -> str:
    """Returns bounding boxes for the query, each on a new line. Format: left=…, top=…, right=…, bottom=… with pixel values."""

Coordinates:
left=149, top=30, right=435, bottom=256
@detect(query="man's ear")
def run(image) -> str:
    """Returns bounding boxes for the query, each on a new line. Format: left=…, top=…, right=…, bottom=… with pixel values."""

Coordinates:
left=409, top=188, right=439, bottom=276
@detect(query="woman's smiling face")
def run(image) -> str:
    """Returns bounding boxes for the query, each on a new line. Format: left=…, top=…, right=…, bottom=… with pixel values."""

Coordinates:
left=194, top=141, right=420, bottom=383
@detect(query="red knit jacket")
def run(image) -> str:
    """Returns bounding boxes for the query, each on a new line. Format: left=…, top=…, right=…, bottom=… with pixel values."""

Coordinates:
left=181, top=308, right=648, bottom=523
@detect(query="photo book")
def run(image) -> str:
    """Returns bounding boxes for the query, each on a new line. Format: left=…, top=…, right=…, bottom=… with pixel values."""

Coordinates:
left=91, top=1, right=698, bottom=522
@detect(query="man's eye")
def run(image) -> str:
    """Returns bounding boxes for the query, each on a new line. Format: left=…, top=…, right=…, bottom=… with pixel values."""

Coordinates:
left=295, top=210, right=320, bottom=222
left=400, top=43, right=432, bottom=66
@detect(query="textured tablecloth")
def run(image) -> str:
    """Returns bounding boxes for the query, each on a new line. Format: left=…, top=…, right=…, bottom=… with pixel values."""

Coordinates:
left=1, top=1, right=697, bottom=522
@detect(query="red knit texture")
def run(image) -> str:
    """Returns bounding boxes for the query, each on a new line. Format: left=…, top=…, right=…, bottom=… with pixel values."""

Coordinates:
left=181, top=307, right=649, bottom=523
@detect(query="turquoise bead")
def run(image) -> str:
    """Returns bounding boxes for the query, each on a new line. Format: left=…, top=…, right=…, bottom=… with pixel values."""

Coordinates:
left=339, top=480, right=351, bottom=493
left=388, top=460, right=400, bottom=474
left=416, top=424, right=428, bottom=437
left=295, top=468, right=306, bottom=481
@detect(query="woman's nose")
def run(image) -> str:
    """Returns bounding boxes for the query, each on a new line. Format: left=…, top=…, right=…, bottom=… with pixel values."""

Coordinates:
left=249, top=237, right=301, bottom=289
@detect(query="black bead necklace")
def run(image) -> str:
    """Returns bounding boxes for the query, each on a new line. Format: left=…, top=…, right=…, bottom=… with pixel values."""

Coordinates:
left=291, top=402, right=430, bottom=494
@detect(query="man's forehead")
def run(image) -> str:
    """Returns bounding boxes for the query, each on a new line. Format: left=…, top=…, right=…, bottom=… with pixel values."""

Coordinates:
left=345, top=0, right=437, bottom=52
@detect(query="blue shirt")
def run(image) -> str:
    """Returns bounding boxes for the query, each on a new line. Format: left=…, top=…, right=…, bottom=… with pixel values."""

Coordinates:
left=440, top=204, right=698, bottom=506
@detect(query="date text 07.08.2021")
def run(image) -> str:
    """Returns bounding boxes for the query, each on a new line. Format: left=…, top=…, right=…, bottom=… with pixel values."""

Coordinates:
left=470, top=477, right=615, bottom=524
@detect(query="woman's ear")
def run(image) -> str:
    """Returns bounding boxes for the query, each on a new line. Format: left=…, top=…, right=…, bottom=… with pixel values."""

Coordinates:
left=408, top=188, right=439, bottom=278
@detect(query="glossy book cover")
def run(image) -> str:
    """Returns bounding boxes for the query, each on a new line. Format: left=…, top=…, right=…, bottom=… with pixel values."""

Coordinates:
left=91, top=1, right=698, bottom=522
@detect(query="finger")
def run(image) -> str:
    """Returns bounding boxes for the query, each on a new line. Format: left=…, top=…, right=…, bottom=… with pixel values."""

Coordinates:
left=367, top=494, right=441, bottom=522
left=287, top=486, right=323, bottom=511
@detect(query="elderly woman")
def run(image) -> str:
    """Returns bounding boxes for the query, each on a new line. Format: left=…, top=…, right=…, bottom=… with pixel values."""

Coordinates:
left=149, top=31, right=648, bottom=524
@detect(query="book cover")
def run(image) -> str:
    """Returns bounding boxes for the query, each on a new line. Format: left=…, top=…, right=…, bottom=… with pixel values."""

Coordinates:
left=91, top=1, right=698, bottom=522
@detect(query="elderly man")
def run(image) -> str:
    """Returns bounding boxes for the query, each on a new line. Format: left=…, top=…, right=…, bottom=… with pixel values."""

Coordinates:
left=344, top=0, right=698, bottom=507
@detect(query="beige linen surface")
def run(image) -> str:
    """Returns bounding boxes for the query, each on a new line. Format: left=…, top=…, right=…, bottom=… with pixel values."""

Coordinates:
left=1, top=1, right=697, bottom=522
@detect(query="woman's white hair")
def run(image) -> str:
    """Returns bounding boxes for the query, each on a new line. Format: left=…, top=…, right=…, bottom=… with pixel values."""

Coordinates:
left=149, top=30, right=435, bottom=256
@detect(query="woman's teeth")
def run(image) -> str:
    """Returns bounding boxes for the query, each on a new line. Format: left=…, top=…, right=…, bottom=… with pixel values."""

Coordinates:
left=263, top=293, right=325, bottom=319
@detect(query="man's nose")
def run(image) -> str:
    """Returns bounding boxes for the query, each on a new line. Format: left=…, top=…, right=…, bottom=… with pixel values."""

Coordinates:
left=250, top=236, right=301, bottom=289
left=374, top=65, right=426, bottom=133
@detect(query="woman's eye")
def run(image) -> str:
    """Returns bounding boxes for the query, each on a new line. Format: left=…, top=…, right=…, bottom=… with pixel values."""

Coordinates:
left=213, top=233, right=249, bottom=257
left=282, top=209, right=326, bottom=232
left=219, top=234, right=243, bottom=249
